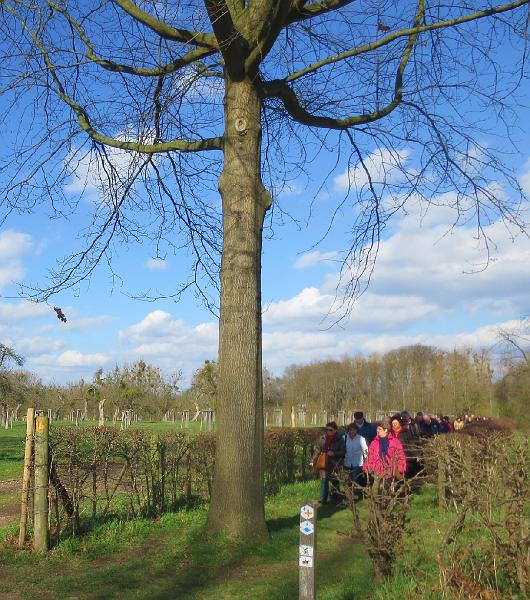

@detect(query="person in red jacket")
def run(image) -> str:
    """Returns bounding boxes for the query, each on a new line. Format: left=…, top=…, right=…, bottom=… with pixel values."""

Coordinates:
left=364, top=418, right=407, bottom=479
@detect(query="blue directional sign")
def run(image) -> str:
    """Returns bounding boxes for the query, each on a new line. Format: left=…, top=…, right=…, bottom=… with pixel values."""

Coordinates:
left=300, top=521, right=314, bottom=536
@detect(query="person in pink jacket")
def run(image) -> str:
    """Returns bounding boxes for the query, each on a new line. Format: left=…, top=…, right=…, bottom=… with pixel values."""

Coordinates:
left=363, top=418, right=407, bottom=478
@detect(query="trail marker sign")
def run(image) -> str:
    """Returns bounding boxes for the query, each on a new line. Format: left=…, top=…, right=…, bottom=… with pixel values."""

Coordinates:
left=300, top=521, right=314, bottom=535
left=300, top=505, right=314, bottom=520
left=299, top=501, right=316, bottom=600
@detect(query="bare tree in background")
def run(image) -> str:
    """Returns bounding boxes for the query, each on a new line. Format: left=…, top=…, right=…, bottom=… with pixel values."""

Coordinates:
left=0, top=343, right=25, bottom=427
left=498, top=317, right=530, bottom=364
left=1, top=0, right=529, bottom=540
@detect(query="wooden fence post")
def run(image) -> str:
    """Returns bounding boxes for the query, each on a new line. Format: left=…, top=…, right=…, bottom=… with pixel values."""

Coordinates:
left=18, top=407, right=35, bottom=548
left=299, top=501, right=317, bottom=600
left=33, top=414, right=49, bottom=553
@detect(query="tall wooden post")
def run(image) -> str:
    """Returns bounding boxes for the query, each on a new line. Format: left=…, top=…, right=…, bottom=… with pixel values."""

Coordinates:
left=18, top=408, right=35, bottom=548
left=33, top=414, right=49, bottom=553
left=299, top=501, right=317, bottom=600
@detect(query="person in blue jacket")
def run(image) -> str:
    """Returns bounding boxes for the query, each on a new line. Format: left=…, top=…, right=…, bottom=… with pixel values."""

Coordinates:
left=353, top=411, right=377, bottom=445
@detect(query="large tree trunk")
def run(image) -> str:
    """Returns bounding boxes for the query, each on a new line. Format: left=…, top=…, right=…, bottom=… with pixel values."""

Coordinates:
left=206, top=78, right=270, bottom=541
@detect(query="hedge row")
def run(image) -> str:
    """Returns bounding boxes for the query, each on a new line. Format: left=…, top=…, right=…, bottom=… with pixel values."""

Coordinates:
left=47, top=426, right=321, bottom=533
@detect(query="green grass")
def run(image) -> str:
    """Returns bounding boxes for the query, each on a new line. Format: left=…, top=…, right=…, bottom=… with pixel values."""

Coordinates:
left=0, top=422, right=26, bottom=479
left=0, top=420, right=203, bottom=485
left=51, top=418, right=210, bottom=434
left=0, top=480, right=374, bottom=600
left=2, top=424, right=527, bottom=599
left=0, top=476, right=472, bottom=600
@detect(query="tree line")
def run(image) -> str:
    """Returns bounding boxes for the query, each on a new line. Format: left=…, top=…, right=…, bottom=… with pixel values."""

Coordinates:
left=1, top=343, right=527, bottom=426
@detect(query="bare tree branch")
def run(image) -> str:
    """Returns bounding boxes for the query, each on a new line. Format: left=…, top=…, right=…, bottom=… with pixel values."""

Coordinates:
left=113, top=0, right=217, bottom=48
left=260, top=0, right=424, bottom=129
left=282, top=0, right=529, bottom=84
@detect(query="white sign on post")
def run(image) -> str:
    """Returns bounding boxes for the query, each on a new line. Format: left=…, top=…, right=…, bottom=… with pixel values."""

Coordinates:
left=300, top=521, right=314, bottom=535
left=299, top=556, right=313, bottom=568
left=299, top=501, right=316, bottom=600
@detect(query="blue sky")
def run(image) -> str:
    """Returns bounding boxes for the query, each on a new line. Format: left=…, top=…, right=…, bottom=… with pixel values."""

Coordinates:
left=1, top=5, right=529, bottom=388
left=1, top=139, right=529, bottom=387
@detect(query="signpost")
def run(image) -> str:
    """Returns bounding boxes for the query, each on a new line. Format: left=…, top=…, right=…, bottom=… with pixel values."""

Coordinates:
left=299, top=501, right=317, bottom=599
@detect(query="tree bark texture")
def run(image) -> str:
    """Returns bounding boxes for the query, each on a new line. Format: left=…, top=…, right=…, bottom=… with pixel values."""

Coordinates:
left=206, top=79, right=270, bottom=541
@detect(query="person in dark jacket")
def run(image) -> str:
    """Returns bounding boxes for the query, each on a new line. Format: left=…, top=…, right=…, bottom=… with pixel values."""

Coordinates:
left=422, top=414, right=437, bottom=437
left=313, top=421, right=346, bottom=503
left=390, top=414, right=420, bottom=477
left=353, top=411, right=377, bottom=445
left=439, top=415, right=452, bottom=433
left=401, top=410, right=420, bottom=438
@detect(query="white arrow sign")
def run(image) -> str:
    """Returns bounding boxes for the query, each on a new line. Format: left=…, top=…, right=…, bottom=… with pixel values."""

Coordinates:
left=300, top=505, right=315, bottom=520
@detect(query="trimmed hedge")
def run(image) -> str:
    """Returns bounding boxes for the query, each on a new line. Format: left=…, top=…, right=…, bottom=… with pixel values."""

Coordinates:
left=48, top=426, right=321, bottom=533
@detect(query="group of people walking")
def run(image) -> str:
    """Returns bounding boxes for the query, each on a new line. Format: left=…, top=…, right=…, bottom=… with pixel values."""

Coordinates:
left=312, top=410, right=460, bottom=504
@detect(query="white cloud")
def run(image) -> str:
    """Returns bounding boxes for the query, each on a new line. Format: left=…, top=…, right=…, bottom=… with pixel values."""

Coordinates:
left=32, top=349, right=108, bottom=368
left=119, top=310, right=218, bottom=356
left=321, top=197, right=530, bottom=317
left=114, top=310, right=219, bottom=384
left=262, top=318, right=523, bottom=375
left=334, top=148, right=411, bottom=191
left=0, top=301, right=50, bottom=322
left=145, top=258, right=168, bottom=270
left=358, top=320, right=516, bottom=356
left=13, top=337, right=65, bottom=356
left=263, top=330, right=337, bottom=353
left=263, top=287, right=437, bottom=332
left=294, top=251, right=338, bottom=269
left=259, top=186, right=529, bottom=374
left=0, top=231, right=33, bottom=291
left=263, top=330, right=341, bottom=369
left=120, top=310, right=180, bottom=340
left=263, top=288, right=333, bottom=325
left=0, top=230, right=32, bottom=258
left=64, top=132, right=152, bottom=201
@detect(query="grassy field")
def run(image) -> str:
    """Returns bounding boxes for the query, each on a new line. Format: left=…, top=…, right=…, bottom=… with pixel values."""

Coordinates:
left=0, top=420, right=207, bottom=488
left=1, top=422, right=526, bottom=599
left=0, top=423, right=26, bottom=479
left=0, top=424, right=26, bottom=530
left=0, top=479, right=376, bottom=600
left=0, top=420, right=210, bottom=530
left=0, top=422, right=419, bottom=599
left=0, top=478, right=453, bottom=600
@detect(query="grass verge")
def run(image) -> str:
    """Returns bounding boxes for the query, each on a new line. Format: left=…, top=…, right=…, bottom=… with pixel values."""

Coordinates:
left=0, top=480, right=375, bottom=600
